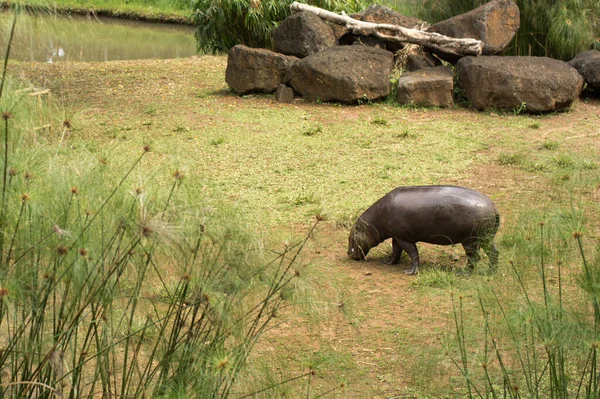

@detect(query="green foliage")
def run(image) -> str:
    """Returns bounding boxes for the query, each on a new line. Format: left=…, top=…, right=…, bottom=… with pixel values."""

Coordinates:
left=191, top=0, right=370, bottom=54
left=0, top=16, right=316, bottom=397
left=450, top=221, right=600, bottom=397
left=417, top=0, right=600, bottom=60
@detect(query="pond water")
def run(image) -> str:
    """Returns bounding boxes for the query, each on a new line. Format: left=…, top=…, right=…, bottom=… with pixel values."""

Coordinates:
left=0, top=11, right=197, bottom=63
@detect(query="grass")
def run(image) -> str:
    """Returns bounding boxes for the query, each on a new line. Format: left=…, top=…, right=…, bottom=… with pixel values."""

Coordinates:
left=10, top=54, right=600, bottom=397
left=4, top=0, right=193, bottom=23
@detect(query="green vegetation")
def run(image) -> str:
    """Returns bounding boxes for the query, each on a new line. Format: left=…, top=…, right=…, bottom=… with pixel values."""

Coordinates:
left=416, top=0, right=600, bottom=60
left=0, top=21, right=321, bottom=398
left=191, top=0, right=370, bottom=54
left=6, top=0, right=192, bottom=22
left=451, top=222, right=600, bottom=397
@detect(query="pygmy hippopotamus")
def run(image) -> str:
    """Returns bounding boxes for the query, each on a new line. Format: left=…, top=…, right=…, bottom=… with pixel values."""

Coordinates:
left=347, top=185, right=500, bottom=275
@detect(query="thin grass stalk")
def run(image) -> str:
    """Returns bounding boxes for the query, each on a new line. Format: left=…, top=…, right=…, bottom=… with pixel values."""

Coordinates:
left=451, top=293, right=477, bottom=398
left=477, top=295, right=498, bottom=399
left=237, top=370, right=314, bottom=399
left=487, top=282, right=535, bottom=394
left=0, top=10, right=17, bottom=100
left=5, top=196, right=28, bottom=267
left=26, top=235, right=143, bottom=385
left=74, top=148, right=149, bottom=243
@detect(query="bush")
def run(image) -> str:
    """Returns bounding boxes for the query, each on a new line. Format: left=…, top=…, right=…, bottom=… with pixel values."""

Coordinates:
left=417, top=0, right=600, bottom=60
left=191, top=0, right=370, bottom=54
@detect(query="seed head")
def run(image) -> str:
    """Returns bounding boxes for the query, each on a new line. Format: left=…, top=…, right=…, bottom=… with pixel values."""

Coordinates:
left=53, top=224, right=69, bottom=237
left=173, top=170, right=185, bottom=181
left=8, top=168, right=16, bottom=177
left=143, top=145, right=151, bottom=153
left=1, top=111, right=12, bottom=120
left=182, top=273, right=191, bottom=282
left=0, top=288, right=8, bottom=297
left=216, top=357, right=229, bottom=369
left=573, top=231, right=583, bottom=239
left=141, top=225, right=154, bottom=238
left=135, top=187, right=143, bottom=195
left=62, top=120, right=72, bottom=129
left=70, top=186, right=79, bottom=195
left=79, top=248, right=88, bottom=258
left=56, top=245, right=69, bottom=256
left=294, top=269, right=300, bottom=277
left=315, top=213, right=325, bottom=222
left=21, top=193, right=30, bottom=203
left=24, top=171, right=32, bottom=180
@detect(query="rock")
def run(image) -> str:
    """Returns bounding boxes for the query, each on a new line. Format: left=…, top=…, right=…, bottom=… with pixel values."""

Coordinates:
left=338, top=5, right=428, bottom=52
left=275, top=84, right=295, bottom=103
left=396, top=66, right=454, bottom=108
left=225, top=45, right=297, bottom=94
left=456, top=56, right=584, bottom=112
left=272, top=11, right=337, bottom=58
left=427, top=0, right=520, bottom=62
left=569, top=50, right=600, bottom=90
left=405, top=52, right=441, bottom=71
left=284, top=46, right=394, bottom=103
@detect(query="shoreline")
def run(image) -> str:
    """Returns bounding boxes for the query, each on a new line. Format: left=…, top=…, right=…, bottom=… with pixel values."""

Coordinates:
left=0, top=2, right=194, bottom=25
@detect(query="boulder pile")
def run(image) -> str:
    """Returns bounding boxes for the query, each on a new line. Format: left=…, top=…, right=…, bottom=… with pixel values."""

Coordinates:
left=225, top=0, right=598, bottom=113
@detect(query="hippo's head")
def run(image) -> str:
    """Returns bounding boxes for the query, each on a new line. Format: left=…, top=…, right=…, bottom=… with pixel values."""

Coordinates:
left=347, top=220, right=377, bottom=260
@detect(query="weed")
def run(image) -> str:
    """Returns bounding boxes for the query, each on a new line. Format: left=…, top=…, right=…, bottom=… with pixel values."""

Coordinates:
left=210, top=136, right=225, bottom=146
left=302, top=125, right=322, bottom=137
left=412, top=267, right=457, bottom=288
left=529, top=121, right=541, bottom=129
left=173, top=125, right=190, bottom=132
left=394, top=128, right=416, bottom=139
left=371, top=116, right=388, bottom=126
left=144, top=105, right=157, bottom=116
left=554, top=153, right=575, bottom=168
left=498, top=152, right=527, bottom=166
left=540, top=139, right=559, bottom=150
left=512, top=101, right=527, bottom=115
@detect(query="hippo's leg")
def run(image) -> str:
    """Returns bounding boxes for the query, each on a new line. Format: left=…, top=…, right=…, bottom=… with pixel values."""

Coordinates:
left=462, top=240, right=481, bottom=270
left=482, top=241, right=499, bottom=272
left=385, top=238, right=404, bottom=265
left=396, top=240, right=420, bottom=275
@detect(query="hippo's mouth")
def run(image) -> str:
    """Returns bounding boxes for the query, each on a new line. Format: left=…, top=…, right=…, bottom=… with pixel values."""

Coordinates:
left=347, top=247, right=365, bottom=260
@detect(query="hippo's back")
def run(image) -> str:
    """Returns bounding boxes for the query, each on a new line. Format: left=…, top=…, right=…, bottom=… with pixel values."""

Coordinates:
left=364, top=185, right=499, bottom=245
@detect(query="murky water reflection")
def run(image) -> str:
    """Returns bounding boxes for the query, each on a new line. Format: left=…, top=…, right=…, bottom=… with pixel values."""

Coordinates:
left=0, top=11, right=197, bottom=62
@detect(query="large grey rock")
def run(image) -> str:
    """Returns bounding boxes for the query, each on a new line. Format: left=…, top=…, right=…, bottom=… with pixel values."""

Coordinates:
left=397, top=66, right=454, bottom=107
left=427, top=0, right=520, bottom=62
left=456, top=56, right=584, bottom=112
left=225, top=45, right=297, bottom=95
left=284, top=46, right=394, bottom=103
left=569, top=50, right=600, bottom=90
left=272, top=12, right=337, bottom=58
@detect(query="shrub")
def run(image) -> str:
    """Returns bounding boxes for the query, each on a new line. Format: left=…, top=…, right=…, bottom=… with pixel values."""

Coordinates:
left=191, top=0, right=370, bottom=54
left=417, top=0, right=600, bottom=60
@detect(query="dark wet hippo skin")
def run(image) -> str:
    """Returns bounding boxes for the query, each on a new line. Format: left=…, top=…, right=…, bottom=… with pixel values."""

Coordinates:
left=347, top=185, right=500, bottom=275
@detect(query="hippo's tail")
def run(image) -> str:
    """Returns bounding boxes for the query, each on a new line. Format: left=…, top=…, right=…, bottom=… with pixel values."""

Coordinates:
left=494, top=212, right=500, bottom=233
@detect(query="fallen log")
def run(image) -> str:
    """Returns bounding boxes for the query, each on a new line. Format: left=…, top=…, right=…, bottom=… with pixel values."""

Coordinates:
left=290, top=2, right=483, bottom=57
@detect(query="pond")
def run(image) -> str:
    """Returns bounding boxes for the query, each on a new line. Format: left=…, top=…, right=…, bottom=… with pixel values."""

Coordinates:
left=0, top=11, right=198, bottom=63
